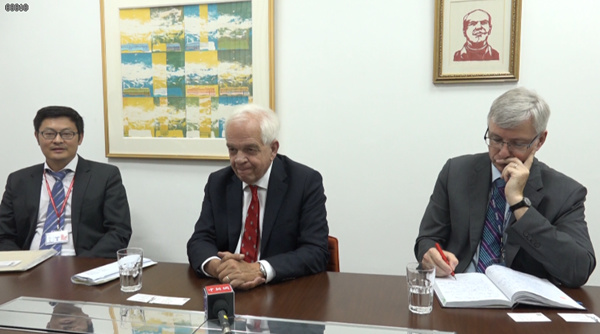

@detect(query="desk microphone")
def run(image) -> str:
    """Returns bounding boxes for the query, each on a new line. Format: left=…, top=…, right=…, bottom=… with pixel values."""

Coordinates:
left=214, top=299, right=232, bottom=334
left=204, top=284, right=234, bottom=334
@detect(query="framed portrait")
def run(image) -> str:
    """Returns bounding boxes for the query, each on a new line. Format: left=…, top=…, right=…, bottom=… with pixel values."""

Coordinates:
left=100, top=0, right=274, bottom=160
left=433, top=0, right=522, bottom=83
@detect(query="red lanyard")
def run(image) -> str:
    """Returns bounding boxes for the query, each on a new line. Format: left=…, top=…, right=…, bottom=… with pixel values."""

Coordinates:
left=44, top=171, right=75, bottom=228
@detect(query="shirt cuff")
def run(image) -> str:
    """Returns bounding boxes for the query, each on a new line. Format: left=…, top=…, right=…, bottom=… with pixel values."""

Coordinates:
left=259, top=260, right=275, bottom=283
left=201, top=256, right=220, bottom=277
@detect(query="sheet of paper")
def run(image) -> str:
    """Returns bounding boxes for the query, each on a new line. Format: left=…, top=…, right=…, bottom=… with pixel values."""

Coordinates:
left=127, top=293, right=190, bottom=306
left=508, top=312, right=551, bottom=322
left=71, top=258, right=157, bottom=285
left=558, top=313, right=600, bottom=323
left=435, top=273, right=509, bottom=303
left=486, top=265, right=584, bottom=310
left=0, top=260, right=21, bottom=268
left=0, top=249, right=56, bottom=272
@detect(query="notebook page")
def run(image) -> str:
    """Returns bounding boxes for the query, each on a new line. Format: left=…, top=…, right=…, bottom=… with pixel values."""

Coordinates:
left=434, top=272, right=511, bottom=307
left=485, top=265, right=584, bottom=309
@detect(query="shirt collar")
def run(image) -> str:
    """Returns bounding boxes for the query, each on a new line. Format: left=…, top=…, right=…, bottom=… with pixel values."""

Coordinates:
left=490, top=163, right=502, bottom=183
left=45, top=155, right=79, bottom=173
left=243, top=161, right=273, bottom=190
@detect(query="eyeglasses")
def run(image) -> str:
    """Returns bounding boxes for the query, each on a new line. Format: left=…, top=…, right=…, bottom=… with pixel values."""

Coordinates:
left=484, top=128, right=540, bottom=152
left=39, top=130, right=78, bottom=140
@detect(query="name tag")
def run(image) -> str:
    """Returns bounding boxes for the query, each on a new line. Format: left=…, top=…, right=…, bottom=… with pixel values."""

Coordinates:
left=45, top=230, right=69, bottom=245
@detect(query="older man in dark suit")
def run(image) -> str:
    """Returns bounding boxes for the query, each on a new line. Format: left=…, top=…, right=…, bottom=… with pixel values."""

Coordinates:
left=187, top=104, right=329, bottom=290
left=415, top=87, right=595, bottom=288
left=0, top=106, right=131, bottom=258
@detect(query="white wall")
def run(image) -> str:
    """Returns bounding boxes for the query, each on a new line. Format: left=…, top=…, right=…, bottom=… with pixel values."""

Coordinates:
left=1, top=0, right=599, bottom=285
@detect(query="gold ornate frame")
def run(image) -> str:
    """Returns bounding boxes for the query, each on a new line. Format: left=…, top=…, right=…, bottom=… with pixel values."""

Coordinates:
left=433, top=0, right=521, bottom=83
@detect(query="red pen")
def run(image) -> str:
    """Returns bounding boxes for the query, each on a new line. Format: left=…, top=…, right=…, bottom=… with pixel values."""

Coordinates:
left=435, top=242, right=456, bottom=279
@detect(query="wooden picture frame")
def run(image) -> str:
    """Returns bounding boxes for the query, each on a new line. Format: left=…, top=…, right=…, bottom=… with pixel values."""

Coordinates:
left=100, top=0, right=274, bottom=160
left=433, top=0, right=522, bottom=83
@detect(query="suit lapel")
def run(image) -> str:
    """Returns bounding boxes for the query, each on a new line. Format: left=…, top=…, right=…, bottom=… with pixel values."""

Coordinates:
left=227, top=173, right=243, bottom=252
left=467, top=155, right=492, bottom=268
left=522, top=159, right=544, bottom=204
left=71, top=156, right=91, bottom=244
left=25, top=166, right=44, bottom=245
left=505, top=159, right=543, bottom=265
left=261, top=157, right=287, bottom=255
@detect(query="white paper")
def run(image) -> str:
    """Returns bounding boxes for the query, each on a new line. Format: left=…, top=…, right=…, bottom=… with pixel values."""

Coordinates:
left=71, top=258, right=157, bottom=285
left=486, top=265, right=584, bottom=310
left=435, top=273, right=510, bottom=304
left=0, top=260, right=21, bottom=268
left=558, top=313, right=600, bottom=323
left=508, top=312, right=551, bottom=322
left=127, top=293, right=190, bottom=306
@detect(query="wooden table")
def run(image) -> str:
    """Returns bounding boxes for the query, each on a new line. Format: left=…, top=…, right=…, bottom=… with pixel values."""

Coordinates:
left=0, top=257, right=599, bottom=333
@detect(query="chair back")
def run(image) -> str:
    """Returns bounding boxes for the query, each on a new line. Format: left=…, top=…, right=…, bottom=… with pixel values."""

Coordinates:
left=327, top=236, right=340, bottom=272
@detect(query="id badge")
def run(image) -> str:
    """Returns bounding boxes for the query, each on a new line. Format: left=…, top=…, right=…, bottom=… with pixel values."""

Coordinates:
left=45, top=230, right=69, bottom=245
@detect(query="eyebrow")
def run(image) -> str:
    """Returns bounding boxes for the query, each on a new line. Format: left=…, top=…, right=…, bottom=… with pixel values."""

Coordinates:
left=489, top=134, right=529, bottom=142
left=469, top=20, right=489, bottom=25
left=41, top=127, right=75, bottom=131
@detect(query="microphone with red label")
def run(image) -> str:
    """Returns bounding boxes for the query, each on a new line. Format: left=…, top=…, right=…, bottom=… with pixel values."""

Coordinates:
left=204, top=284, right=234, bottom=334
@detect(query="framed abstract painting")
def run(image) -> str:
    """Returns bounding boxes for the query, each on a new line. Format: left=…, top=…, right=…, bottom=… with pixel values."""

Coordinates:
left=100, top=0, right=274, bottom=159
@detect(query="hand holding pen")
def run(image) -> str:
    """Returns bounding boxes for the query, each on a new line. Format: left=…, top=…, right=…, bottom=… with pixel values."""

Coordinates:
left=435, top=243, right=456, bottom=280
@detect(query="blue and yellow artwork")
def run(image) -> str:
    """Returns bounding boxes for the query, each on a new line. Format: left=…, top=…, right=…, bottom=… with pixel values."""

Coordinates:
left=119, top=2, right=252, bottom=139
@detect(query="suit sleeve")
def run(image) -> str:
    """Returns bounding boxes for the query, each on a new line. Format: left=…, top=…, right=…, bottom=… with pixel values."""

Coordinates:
left=507, top=185, right=596, bottom=288
left=76, top=167, right=132, bottom=258
left=0, top=173, right=25, bottom=250
left=263, top=170, right=329, bottom=283
left=187, top=174, right=222, bottom=277
left=414, top=159, right=452, bottom=262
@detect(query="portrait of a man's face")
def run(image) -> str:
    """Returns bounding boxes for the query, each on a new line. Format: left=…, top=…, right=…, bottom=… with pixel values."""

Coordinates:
left=434, top=0, right=521, bottom=83
left=453, top=8, right=499, bottom=62
left=464, top=10, right=491, bottom=44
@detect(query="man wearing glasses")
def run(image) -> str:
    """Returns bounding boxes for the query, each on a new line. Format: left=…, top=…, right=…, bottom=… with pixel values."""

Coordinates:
left=0, top=106, right=131, bottom=258
left=415, top=87, right=596, bottom=288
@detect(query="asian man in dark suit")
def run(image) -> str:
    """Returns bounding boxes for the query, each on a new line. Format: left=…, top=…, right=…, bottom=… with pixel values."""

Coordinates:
left=0, top=106, right=131, bottom=258
left=415, top=87, right=595, bottom=288
left=187, top=104, right=329, bottom=290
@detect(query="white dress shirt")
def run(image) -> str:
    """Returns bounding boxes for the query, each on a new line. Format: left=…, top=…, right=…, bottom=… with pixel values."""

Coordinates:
left=30, top=155, right=78, bottom=256
left=201, top=163, right=276, bottom=282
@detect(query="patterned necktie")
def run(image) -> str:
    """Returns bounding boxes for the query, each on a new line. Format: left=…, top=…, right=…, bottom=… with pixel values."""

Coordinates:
left=241, top=185, right=260, bottom=263
left=477, top=178, right=506, bottom=273
left=40, top=169, right=70, bottom=253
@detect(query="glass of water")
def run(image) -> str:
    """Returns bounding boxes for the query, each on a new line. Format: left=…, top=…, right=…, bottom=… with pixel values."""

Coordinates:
left=406, top=262, right=435, bottom=314
left=117, top=248, right=144, bottom=293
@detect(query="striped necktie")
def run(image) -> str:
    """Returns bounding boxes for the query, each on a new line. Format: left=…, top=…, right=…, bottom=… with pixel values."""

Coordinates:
left=40, top=169, right=70, bottom=253
left=477, top=178, right=506, bottom=273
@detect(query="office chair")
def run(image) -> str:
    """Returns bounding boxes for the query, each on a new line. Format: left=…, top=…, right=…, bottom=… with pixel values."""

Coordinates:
left=327, top=236, right=340, bottom=272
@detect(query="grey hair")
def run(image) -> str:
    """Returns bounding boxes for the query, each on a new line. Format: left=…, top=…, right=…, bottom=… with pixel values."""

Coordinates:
left=487, top=87, right=550, bottom=134
left=225, top=104, right=280, bottom=145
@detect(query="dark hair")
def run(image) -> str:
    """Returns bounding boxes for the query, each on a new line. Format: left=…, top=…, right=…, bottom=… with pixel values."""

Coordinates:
left=33, top=106, right=84, bottom=135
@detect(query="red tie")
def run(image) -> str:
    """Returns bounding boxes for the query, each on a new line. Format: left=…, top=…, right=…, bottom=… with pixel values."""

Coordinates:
left=241, top=185, right=260, bottom=263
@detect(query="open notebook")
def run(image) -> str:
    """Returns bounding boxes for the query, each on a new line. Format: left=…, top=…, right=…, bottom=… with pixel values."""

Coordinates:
left=434, top=265, right=584, bottom=309
left=0, top=249, right=57, bottom=272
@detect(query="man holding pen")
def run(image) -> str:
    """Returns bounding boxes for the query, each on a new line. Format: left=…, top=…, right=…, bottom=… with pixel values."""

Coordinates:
left=414, top=87, right=595, bottom=288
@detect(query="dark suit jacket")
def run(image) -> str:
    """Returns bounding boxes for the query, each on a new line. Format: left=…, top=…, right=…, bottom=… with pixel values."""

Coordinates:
left=187, top=154, right=329, bottom=283
left=415, top=153, right=596, bottom=287
left=0, top=156, right=132, bottom=258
